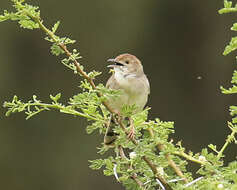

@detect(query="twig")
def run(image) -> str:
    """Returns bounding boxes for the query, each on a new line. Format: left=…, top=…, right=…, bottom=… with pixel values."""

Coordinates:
left=117, top=120, right=172, bottom=189
left=142, top=156, right=172, bottom=190
left=30, top=102, right=101, bottom=121
left=118, top=146, right=145, bottom=189
left=147, top=128, right=188, bottom=183
left=30, top=15, right=118, bottom=116
left=158, top=144, right=188, bottom=183
left=219, top=8, right=237, bottom=14
left=173, top=151, right=207, bottom=165
left=132, top=175, right=145, bottom=189
left=217, top=123, right=237, bottom=159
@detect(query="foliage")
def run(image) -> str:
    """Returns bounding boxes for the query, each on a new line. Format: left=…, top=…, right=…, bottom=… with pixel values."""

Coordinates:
left=220, top=0, right=237, bottom=127
left=1, top=0, right=237, bottom=189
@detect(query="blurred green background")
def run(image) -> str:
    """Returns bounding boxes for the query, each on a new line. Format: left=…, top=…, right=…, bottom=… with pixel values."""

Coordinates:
left=0, top=0, right=236, bottom=189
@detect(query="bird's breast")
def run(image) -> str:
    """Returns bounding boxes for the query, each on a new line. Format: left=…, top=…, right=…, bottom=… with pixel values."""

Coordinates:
left=108, top=72, right=149, bottom=112
left=114, top=72, right=143, bottom=94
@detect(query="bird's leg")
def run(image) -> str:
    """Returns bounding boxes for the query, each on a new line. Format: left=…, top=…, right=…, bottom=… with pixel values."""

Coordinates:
left=104, top=115, right=118, bottom=146
left=127, top=117, right=135, bottom=140
left=112, top=113, right=120, bottom=125
left=104, top=115, right=112, bottom=129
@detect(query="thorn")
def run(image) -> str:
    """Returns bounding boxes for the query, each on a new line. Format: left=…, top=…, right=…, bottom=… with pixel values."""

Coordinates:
left=156, top=179, right=166, bottom=190
left=144, top=180, right=151, bottom=185
left=168, top=178, right=185, bottom=183
left=184, top=177, right=203, bottom=188
left=113, top=164, right=120, bottom=182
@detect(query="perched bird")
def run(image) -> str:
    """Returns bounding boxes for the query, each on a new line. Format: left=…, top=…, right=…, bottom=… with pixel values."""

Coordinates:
left=104, top=53, right=150, bottom=145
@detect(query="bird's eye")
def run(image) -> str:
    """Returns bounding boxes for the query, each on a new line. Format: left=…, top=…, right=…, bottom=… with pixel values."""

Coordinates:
left=125, top=60, right=129, bottom=64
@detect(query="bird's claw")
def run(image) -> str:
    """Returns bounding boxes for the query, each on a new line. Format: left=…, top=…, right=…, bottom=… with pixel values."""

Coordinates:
left=127, top=124, right=135, bottom=140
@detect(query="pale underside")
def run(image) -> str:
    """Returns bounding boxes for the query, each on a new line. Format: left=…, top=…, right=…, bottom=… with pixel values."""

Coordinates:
left=106, top=71, right=150, bottom=113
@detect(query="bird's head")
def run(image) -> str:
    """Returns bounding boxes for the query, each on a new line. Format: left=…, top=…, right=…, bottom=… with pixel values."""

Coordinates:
left=107, top=53, right=144, bottom=77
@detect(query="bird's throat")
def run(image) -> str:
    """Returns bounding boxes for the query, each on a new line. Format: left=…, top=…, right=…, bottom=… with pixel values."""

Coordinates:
left=114, top=71, right=138, bottom=91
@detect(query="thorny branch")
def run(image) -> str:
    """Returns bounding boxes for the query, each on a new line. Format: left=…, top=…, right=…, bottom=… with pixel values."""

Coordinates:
left=29, top=14, right=178, bottom=190
left=27, top=10, right=186, bottom=190
left=118, top=146, right=145, bottom=189
left=147, top=128, right=188, bottom=183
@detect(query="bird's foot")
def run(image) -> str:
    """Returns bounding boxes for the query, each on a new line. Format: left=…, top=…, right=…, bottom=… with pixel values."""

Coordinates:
left=127, top=117, right=135, bottom=140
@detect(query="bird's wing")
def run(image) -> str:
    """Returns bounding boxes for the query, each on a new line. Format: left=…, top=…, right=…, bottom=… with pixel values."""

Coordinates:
left=106, top=74, right=121, bottom=90
left=142, top=74, right=150, bottom=94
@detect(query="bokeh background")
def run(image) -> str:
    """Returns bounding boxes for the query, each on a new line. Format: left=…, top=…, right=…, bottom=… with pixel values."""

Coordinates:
left=0, top=0, right=237, bottom=189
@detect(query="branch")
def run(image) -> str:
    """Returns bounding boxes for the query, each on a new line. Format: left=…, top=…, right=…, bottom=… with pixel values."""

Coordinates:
left=29, top=15, right=117, bottom=114
left=142, top=156, right=172, bottom=190
left=147, top=128, right=188, bottom=183
left=3, top=95, right=102, bottom=121
left=217, top=122, right=237, bottom=159
left=219, top=7, right=237, bottom=14
left=118, top=146, right=145, bottom=189
left=173, top=151, right=207, bottom=165
left=121, top=117, right=174, bottom=189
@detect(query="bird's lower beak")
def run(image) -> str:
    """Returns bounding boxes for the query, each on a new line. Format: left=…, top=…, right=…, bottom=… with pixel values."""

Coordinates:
left=107, top=58, right=124, bottom=68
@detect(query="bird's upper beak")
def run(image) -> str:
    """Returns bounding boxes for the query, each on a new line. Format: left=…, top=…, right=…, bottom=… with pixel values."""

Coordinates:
left=107, top=58, right=124, bottom=68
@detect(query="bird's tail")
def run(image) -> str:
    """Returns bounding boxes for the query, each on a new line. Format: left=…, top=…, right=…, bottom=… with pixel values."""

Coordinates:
left=104, top=116, right=118, bottom=146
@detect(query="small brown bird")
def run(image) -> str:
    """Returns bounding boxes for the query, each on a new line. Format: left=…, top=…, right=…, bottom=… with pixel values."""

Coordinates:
left=104, top=53, right=150, bottom=145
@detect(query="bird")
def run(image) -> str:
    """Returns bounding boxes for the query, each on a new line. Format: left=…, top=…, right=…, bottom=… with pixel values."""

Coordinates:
left=104, top=53, right=150, bottom=146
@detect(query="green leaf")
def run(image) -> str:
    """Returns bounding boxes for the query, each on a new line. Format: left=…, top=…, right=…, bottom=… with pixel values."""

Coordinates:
left=231, top=23, right=237, bottom=31
left=52, top=21, right=60, bottom=33
left=89, top=159, right=105, bottom=170
left=103, top=158, right=114, bottom=176
left=223, top=36, right=237, bottom=55
left=0, top=15, right=8, bottom=22
left=88, top=70, right=102, bottom=79
left=220, top=85, right=237, bottom=94
left=208, top=144, right=218, bottom=153
left=121, top=104, right=137, bottom=117
left=50, top=43, right=64, bottom=56
left=50, top=93, right=61, bottom=103
left=86, top=121, right=104, bottom=134
left=231, top=71, right=237, bottom=84
left=224, top=0, right=232, bottom=8
left=64, top=38, right=76, bottom=45
left=232, top=117, right=237, bottom=124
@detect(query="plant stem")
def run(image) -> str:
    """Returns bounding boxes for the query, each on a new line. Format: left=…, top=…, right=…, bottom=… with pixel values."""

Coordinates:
left=173, top=151, right=207, bottom=165
left=118, top=146, right=145, bottom=189
left=28, top=102, right=101, bottom=121
left=147, top=128, right=188, bottom=183
left=219, top=8, right=237, bottom=14
left=142, top=156, right=172, bottom=190
left=30, top=15, right=116, bottom=115
left=217, top=126, right=237, bottom=159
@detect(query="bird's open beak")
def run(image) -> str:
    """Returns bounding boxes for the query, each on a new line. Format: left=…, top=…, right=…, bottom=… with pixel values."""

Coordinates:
left=107, top=58, right=124, bottom=68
